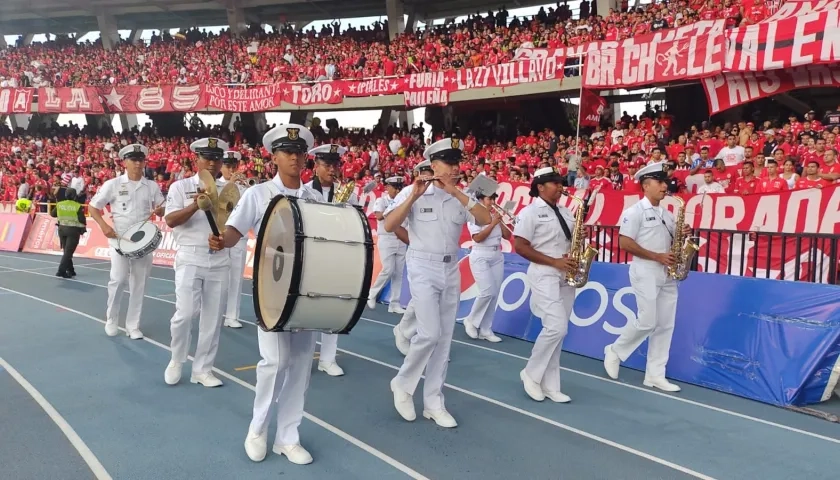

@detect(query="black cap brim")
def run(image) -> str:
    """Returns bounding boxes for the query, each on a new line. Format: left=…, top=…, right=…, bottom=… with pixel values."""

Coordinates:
left=196, top=148, right=224, bottom=160
left=430, top=148, right=462, bottom=164
left=271, top=138, right=308, bottom=153
left=314, top=154, right=341, bottom=164
left=639, top=172, right=668, bottom=182
left=122, top=153, right=146, bottom=161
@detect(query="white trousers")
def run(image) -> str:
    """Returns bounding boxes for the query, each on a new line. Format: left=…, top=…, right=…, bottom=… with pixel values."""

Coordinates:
left=106, top=247, right=154, bottom=331
left=369, top=235, right=406, bottom=304
left=169, top=249, right=230, bottom=376
left=464, top=252, right=504, bottom=335
left=250, top=329, right=316, bottom=446
left=319, top=333, right=338, bottom=364
left=610, top=264, right=679, bottom=379
left=396, top=298, right=417, bottom=341
left=525, top=270, right=575, bottom=393
left=393, top=254, right=459, bottom=411
left=225, top=246, right=247, bottom=321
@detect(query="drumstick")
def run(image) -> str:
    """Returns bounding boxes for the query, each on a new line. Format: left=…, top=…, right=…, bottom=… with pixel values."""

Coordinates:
left=196, top=193, right=222, bottom=237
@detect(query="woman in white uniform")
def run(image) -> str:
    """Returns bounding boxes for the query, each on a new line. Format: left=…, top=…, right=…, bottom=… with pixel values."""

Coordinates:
left=462, top=192, right=510, bottom=342
left=369, top=176, right=409, bottom=314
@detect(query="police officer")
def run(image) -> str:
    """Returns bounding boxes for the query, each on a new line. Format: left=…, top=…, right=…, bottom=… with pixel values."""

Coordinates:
left=50, top=187, right=86, bottom=279
left=369, top=176, right=409, bottom=314
left=392, top=160, right=431, bottom=356
left=383, top=137, right=491, bottom=428
left=305, top=143, right=359, bottom=377
left=215, top=124, right=321, bottom=465
left=163, top=137, right=231, bottom=388
left=15, top=197, right=32, bottom=214
left=463, top=191, right=510, bottom=343
left=512, top=167, right=577, bottom=403
left=603, top=161, right=690, bottom=392
left=89, top=144, right=165, bottom=339
left=219, top=150, right=248, bottom=329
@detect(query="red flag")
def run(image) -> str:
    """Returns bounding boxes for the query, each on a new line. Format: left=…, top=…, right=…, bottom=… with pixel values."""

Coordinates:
left=579, top=88, right=606, bottom=127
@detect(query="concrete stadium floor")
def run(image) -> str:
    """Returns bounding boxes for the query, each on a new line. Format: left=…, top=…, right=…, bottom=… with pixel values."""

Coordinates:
left=0, top=251, right=839, bottom=480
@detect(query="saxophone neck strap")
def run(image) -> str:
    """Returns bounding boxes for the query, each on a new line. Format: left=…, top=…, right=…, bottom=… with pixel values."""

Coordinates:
left=548, top=203, right=573, bottom=241
left=311, top=177, right=334, bottom=203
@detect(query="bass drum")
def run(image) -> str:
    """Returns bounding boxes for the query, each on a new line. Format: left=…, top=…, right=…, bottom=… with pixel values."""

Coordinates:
left=253, top=195, right=373, bottom=334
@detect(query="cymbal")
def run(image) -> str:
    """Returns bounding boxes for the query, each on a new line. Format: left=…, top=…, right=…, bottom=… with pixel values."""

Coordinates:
left=216, top=182, right=241, bottom=231
left=197, top=169, right=219, bottom=204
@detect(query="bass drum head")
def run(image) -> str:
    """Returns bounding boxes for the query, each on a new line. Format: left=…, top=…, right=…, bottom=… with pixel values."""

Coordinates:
left=253, top=195, right=300, bottom=332
left=119, top=222, right=161, bottom=254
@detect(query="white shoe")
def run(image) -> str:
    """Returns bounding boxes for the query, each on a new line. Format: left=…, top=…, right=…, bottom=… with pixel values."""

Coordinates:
left=603, top=345, right=620, bottom=380
left=224, top=318, right=243, bottom=329
left=393, top=325, right=410, bottom=356
left=543, top=390, right=571, bottom=403
left=643, top=377, right=681, bottom=392
left=366, top=298, right=376, bottom=309
left=520, top=369, right=545, bottom=402
left=390, top=378, right=416, bottom=421
left=318, top=362, right=345, bottom=377
left=191, top=372, right=223, bottom=388
left=104, top=322, right=119, bottom=337
left=479, top=332, right=502, bottom=343
left=388, top=304, right=406, bottom=314
left=272, top=444, right=313, bottom=465
left=127, top=329, right=144, bottom=340
left=164, top=360, right=182, bottom=385
left=463, top=320, right=478, bottom=339
left=243, top=430, right=267, bottom=462
left=422, top=409, right=457, bottom=428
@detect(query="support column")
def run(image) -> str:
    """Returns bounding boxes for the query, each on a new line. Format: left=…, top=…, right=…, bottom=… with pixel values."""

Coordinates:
left=22, top=34, right=35, bottom=46
left=221, top=112, right=233, bottom=131
left=595, top=0, right=620, bottom=15
left=405, top=11, right=418, bottom=33
left=129, top=29, right=144, bottom=44
left=96, top=14, right=119, bottom=50
left=386, top=0, right=405, bottom=40
left=226, top=3, right=247, bottom=36
left=119, top=114, right=138, bottom=132
left=0, top=36, right=6, bottom=48
left=289, top=111, right=313, bottom=127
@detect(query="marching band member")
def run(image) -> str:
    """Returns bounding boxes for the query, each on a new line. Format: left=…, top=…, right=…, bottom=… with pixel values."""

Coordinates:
left=383, top=138, right=491, bottom=428
left=603, top=162, right=690, bottom=392
left=214, top=124, right=321, bottom=465
left=163, top=137, right=231, bottom=388
left=89, top=144, right=165, bottom=339
left=219, top=150, right=248, bottom=329
left=463, top=191, right=510, bottom=343
left=513, top=167, right=577, bottom=403
left=305, top=143, right=358, bottom=377
left=393, top=160, right=432, bottom=355
left=368, top=176, right=409, bottom=314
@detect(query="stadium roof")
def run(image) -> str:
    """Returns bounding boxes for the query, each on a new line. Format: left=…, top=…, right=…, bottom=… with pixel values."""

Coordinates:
left=0, top=0, right=551, bottom=36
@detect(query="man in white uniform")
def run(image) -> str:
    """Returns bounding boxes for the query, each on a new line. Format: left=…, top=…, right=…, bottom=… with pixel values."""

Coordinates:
left=604, top=161, right=689, bottom=393
left=213, top=124, right=321, bottom=465
left=163, top=137, right=231, bottom=388
left=369, top=176, right=409, bottom=314
left=513, top=167, right=579, bottom=403
left=305, top=143, right=358, bottom=377
left=463, top=191, right=510, bottom=343
left=383, top=138, right=491, bottom=428
left=219, top=150, right=248, bottom=329
left=89, top=144, right=165, bottom=340
left=392, top=160, right=431, bottom=356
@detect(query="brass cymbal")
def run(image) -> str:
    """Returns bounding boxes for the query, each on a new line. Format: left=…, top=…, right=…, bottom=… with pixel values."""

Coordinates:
left=197, top=169, right=219, bottom=204
left=216, top=182, right=241, bottom=230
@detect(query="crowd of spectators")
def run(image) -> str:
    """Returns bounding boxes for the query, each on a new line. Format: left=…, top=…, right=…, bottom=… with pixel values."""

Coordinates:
left=0, top=0, right=780, bottom=88
left=2, top=104, right=838, bottom=209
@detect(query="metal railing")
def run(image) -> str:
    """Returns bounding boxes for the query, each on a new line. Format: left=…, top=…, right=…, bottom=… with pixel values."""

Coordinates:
left=587, top=226, right=839, bottom=285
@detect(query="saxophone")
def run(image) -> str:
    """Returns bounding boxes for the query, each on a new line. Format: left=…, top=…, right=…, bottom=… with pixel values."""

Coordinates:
left=667, top=196, right=700, bottom=281
left=334, top=181, right=356, bottom=204
left=565, top=195, right=598, bottom=288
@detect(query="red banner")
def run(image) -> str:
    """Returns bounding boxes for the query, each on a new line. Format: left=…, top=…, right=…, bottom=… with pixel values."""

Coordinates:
left=702, top=64, right=840, bottom=114
left=25, top=57, right=565, bottom=114
left=0, top=213, right=31, bottom=252
left=583, top=2, right=840, bottom=89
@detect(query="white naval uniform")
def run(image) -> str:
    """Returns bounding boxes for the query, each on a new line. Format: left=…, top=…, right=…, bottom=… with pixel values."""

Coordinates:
left=218, top=178, right=248, bottom=326
left=384, top=184, right=474, bottom=413
left=89, top=174, right=165, bottom=335
left=165, top=174, right=231, bottom=379
left=463, top=220, right=504, bottom=337
left=513, top=197, right=576, bottom=394
left=369, top=193, right=408, bottom=309
left=608, top=197, right=679, bottom=380
left=227, top=176, right=324, bottom=447
left=304, top=180, right=359, bottom=368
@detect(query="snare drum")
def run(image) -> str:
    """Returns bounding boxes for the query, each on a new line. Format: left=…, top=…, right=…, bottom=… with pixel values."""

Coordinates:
left=253, top=195, right=373, bottom=334
left=108, top=221, right=163, bottom=260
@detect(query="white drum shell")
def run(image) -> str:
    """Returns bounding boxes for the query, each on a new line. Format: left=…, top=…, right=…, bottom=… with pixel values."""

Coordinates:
left=110, top=222, right=162, bottom=259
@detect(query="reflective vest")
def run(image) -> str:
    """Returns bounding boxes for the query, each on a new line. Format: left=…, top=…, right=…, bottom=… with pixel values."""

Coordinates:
left=56, top=200, right=84, bottom=228
left=15, top=198, right=32, bottom=213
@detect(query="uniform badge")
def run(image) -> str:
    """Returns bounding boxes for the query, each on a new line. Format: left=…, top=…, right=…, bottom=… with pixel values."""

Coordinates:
left=645, top=216, right=656, bottom=221
left=227, top=152, right=236, bottom=159
left=287, top=128, right=300, bottom=140
left=451, top=138, right=460, bottom=149
left=133, top=145, right=142, bottom=153
left=208, top=138, right=218, bottom=149
left=329, top=144, right=339, bottom=153
left=420, top=208, right=434, bottom=213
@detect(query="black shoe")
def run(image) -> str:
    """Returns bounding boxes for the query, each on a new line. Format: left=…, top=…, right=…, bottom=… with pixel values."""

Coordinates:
left=69, top=271, right=77, bottom=277
left=56, top=272, right=72, bottom=279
